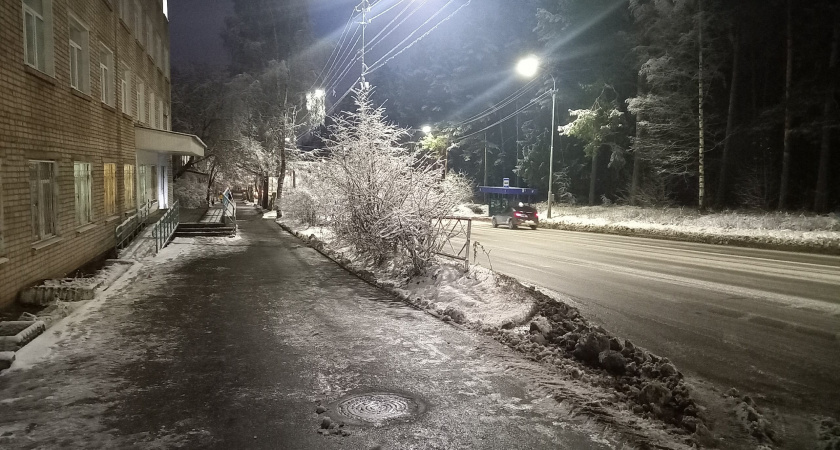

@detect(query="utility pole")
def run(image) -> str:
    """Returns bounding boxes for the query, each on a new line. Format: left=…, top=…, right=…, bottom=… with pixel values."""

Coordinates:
left=483, top=131, right=488, bottom=203
left=358, top=0, right=370, bottom=86
left=547, top=76, right=556, bottom=218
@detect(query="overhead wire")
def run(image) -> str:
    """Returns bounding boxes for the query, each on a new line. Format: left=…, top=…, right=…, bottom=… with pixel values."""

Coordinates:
left=453, top=90, right=551, bottom=143
left=309, top=8, right=357, bottom=91
left=454, top=78, right=539, bottom=127
left=367, top=0, right=472, bottom=74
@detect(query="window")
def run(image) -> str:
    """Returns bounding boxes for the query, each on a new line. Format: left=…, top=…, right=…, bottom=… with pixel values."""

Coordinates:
left=120, top=65, right=131, bottom=114
left=104, top=163, right=116, bottom=216
left=133, top=1, right=142, bottom=39
left=123, top=164, right=135, bottom=210
left=119, top=0, right=130, bottom=24
left=163, top=106, right=169, bottom=130
left=146, top=16, right=153, bottom=50
left=23, top=0, right=54, bottom=74
left=164, top=48, right=170, bottom=78
left=100, top=45, right=114, bottom=105
left=157, top=99, right=163, bottom=129
left=136, top=81, right=145, bottom=122
left=150, top=166, right=158, bottom=202
left=149, top=91, right=156, bottom=127
left=137, top=165, right=147, bottom=205
left=29, top=160, right=57, bottom=241
left=155, top=34, right=162, bottom=66
left=68, top=13, right=89, bottom=92
left=74, top=162, right=92, bottom=226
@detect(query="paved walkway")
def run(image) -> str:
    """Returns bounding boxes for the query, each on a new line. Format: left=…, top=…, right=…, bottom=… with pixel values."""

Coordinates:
left=0, top=203, right=618, bottom=449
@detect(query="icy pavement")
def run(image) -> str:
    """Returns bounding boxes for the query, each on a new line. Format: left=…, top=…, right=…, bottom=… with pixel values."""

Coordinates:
left=0, top=206, right=647, bottom=449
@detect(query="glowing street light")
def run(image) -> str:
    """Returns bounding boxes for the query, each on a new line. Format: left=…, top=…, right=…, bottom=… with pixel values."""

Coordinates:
left=517, top=55, right=557, bottom=219
left=421, top=125, right=432, bottom=134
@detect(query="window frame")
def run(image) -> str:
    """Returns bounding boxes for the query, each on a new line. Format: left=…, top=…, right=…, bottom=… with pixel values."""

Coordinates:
left=120, top=64, right=131, bottom=114
left=123, top=164, right=135, bottom=211
left=22, top=0, right=54, bottom=75
left=73, top=161, right=93, bottom=226
left=29, top=160, right=58, bottom=242
left=104, top=163, right=116, bottom=216
left=99, top=44, right=115, bottom=105
left=136, top=81, right=145, bottom=122
left=67, top=12, right=90, bottom=93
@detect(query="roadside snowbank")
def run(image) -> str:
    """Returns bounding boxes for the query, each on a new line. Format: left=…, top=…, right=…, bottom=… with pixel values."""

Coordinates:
left=533, top=205, right=840, bottom=253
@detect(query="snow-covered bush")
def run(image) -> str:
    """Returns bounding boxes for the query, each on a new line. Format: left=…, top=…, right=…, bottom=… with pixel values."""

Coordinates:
left=310, top=88, right=470, bottom=273
left=280, top=188, right=320, bottom=225
left=174, top=176, right=207, bottom=208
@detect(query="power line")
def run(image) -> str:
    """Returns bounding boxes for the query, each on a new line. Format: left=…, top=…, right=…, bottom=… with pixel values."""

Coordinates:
left=453, top=91, right=551, bottom=143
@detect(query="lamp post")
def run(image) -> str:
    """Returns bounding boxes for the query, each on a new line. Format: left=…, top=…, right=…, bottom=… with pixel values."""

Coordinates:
left=517, top=55, right=557, bottom=218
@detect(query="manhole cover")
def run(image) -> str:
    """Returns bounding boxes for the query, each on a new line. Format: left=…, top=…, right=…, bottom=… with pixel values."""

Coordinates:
left=334, top=393, right=424, bottom=425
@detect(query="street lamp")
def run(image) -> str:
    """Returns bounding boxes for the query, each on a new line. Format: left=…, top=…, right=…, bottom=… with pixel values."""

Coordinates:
left=517, top=55, right=557, bottom=219
left=421, top=125, right=432, bottom=134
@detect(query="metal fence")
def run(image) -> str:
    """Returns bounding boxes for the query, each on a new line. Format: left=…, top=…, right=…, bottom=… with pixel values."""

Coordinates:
left=115, top=201, right=153, bottom=250
left=432, top=216, right=472, bottom=270
left=152, top=201, right=180, bottom=253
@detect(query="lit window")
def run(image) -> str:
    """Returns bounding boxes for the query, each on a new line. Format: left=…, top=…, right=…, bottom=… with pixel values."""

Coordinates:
left=68, top=13, right=89, bottom=92
left=74, top=162, right=92, bottom=225
left=23, top=0, right=54, bottom=74
left=120, top=65, right=131, bottom=114
left=29, top=160, right=57, bottom=241
left=123, top=164, right=135, bottom=210
left=104, top=163, right=116, bottom=216
left=150, top=166, right=158, bottom=202
left=157, top=99, right=163, bottom=129
left=138, top=165, right=147, bottom=206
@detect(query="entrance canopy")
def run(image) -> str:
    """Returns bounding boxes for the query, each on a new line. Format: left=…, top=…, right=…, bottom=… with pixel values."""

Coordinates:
left=135, top=126, right=206, bottom=157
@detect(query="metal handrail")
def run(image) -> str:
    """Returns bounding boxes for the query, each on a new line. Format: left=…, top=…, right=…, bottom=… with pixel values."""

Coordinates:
left=114, top=201, right=154, bottom=250
left=151, top=201, right=180, bottom=253
left=221, top=188, right=237, bottom=231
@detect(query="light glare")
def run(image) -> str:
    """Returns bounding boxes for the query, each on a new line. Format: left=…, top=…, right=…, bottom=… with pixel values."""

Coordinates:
left=516, top=55, right=539, bottom=78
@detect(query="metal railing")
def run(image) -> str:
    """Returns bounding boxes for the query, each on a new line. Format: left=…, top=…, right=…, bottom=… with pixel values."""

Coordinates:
left=221, top=188, right=237, bottom=232
left=432, top=216, right=472, bottom=271
left=151, top=201, right=180, bottom=253
left=115, top=201, right=153, bottom=250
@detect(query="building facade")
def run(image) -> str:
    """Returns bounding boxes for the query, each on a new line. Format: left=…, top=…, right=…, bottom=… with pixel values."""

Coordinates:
left=0, top=0, right=203, bottom=308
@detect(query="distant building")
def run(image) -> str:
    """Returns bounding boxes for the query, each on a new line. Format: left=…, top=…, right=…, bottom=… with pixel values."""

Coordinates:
left=0, top=0, right=204, bottom=307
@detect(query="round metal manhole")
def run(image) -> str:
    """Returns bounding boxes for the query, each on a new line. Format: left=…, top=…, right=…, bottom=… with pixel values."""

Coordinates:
left=333, top=392, right=424, bottom=425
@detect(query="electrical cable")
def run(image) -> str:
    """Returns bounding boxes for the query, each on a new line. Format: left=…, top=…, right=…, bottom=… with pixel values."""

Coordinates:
left=453, top=90, right=551, bottom=143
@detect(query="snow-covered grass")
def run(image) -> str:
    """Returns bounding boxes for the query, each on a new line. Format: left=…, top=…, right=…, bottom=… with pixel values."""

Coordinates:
left=522, top=203, right=840, bottom=252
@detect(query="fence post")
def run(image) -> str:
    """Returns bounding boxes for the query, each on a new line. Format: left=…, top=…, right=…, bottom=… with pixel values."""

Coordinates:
left=465, top=218, right=471, bottom=271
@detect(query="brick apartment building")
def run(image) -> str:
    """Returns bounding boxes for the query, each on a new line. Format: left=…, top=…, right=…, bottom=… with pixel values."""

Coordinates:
left=0, top=0, right=205, bottom=308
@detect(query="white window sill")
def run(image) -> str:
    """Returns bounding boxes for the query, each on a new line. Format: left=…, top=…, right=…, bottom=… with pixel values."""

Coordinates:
left=105, top=215, right=121, bottom=223
left=0, top=257, right=8, bottom=266
left=76, top=223, right=98, bottom=235
left=31, top=236, right=63, bottom=251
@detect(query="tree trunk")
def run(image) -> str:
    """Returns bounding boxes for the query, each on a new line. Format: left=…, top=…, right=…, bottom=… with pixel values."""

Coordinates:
left=631, top=73, right=645, bottom=206
left=697, top=0, right=706, bottom=210
left=589, top=148, right=599, bottom=205
left=261, top=174, right=269, bottom=209
left=815, top=9, right=839, bottom=212
left=716, top=28, right=740, bottom=208
left=778, top=0, right=793, bottom=210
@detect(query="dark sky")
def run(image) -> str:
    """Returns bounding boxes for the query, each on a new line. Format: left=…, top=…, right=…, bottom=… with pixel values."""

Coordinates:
left=169, top=0, right=357, bottom=69
left=169, top=0, right=235, bottom=68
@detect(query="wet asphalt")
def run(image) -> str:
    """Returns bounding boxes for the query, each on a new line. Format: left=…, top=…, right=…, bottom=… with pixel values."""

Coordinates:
left=0, top=204, right=619, bottom=449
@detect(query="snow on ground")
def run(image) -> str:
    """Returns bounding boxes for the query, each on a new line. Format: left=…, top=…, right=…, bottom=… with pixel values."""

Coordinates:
left=532, top=204, right=840, bottom=251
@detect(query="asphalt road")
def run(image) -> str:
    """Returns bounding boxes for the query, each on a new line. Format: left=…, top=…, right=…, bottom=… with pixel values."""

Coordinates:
left=0, top=207, right=620, bottom=449
left=469, top=222, right=840, bottom=419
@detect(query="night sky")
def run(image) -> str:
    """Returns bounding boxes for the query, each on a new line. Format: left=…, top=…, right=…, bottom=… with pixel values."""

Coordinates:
left=169, top=0, right=360, bottom=69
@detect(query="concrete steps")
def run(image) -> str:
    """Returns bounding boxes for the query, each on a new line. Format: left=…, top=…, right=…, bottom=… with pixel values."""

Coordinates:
left=175, top=223, right=236, bottom=238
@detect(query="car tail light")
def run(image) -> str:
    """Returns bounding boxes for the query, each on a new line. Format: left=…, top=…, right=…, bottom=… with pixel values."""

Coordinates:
left=514, top=212, right=526, bottom=218
left=535, top=213, right=539, bottom=218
